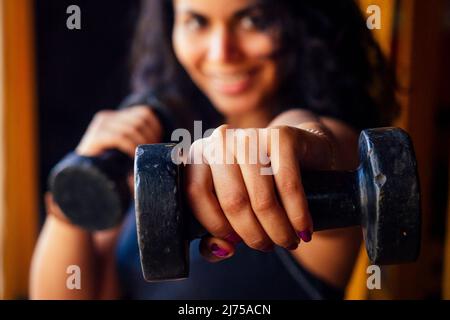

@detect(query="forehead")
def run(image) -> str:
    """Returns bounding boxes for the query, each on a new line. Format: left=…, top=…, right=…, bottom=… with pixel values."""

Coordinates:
left=173, top=0, right=260, bottom=17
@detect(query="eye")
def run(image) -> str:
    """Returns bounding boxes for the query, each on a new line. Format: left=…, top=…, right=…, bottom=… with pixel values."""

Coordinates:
left=184, top=15, right=208, bottom=32
left=239, top=13, right=269, bottom=31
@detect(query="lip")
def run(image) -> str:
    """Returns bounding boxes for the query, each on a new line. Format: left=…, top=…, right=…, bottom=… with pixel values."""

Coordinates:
left=205, top=69, right=257, bottom=95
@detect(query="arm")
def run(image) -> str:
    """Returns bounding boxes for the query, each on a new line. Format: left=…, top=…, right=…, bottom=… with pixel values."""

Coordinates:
left=191, top=109, right=361, bottom=289
left=29, top=193, right=122, bottom=300
left=270, top=109, right=362, bottom=288
left=30, top=105, right=162, bottom=299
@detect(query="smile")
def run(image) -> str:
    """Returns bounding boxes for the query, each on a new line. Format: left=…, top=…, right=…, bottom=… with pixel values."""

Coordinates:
left=206, top=70, right=256, bottom=95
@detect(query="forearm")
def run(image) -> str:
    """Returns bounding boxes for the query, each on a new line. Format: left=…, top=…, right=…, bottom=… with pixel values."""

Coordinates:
left=269, top=109, right=359, bottom=170
left=269, top=109, right=362, bottom=288
left=29, top=215, right=98, bottom=300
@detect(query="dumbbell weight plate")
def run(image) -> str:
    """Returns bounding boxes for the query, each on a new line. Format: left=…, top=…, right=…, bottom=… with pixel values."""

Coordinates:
left=358, top=128, right=421, bottom=264
left=49, top=150, right=132, bottom=231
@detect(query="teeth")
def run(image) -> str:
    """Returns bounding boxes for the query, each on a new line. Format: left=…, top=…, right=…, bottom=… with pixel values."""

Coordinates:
left=211, top=73, right=249, bottom=83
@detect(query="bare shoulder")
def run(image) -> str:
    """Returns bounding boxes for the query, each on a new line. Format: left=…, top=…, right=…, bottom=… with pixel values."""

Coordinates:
left=270, top=108, right=319, bottom=126
left=271, top=109, right=360, bottom=170
left=320, top=116, right=359, bottom=145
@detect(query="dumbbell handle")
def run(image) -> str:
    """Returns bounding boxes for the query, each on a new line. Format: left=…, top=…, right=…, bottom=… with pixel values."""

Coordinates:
left=301, top=170, right=361, bottom=230
left=185, top=169, right=362, bottom=241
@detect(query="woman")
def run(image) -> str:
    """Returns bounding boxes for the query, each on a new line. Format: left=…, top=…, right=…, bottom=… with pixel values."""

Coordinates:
left=30, top=0, right=398, bottom=299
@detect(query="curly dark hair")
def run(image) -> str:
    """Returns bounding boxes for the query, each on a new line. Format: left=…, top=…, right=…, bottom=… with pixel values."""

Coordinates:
left=131, top=0, right=399, bottom=131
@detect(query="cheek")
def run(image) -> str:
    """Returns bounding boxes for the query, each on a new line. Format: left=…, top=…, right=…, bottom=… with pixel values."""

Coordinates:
left=240, top=34, right=279, bottom=91
left=239, top=33, right=277, bottom=59
left=255, top=62, right=278, bottom=103
left=263, top=63, right=278, bottom=90
left=172, top=29, right=202, bottom=74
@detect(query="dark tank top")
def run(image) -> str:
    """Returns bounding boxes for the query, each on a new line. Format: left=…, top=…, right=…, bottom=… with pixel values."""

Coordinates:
left=116, top=204, right=344, bottom=300
left=116, top=92, right=345, bottom=300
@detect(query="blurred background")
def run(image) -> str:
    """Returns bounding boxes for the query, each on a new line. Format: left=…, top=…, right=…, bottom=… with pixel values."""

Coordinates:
left=0, top=0, right=449, bottom=300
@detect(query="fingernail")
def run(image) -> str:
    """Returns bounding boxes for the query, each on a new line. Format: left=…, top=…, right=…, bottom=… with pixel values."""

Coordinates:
left=298, top=230, right=312, bottom=243
left=224, top=232, right=242, bottom=246
left=210, top=244, right=229, bottom=258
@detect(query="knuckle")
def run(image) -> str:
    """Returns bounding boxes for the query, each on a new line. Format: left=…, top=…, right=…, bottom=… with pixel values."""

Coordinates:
left=140, top=107, right=156, bottom=119
left=189, top=140, right=207, bottom=164
left=252, top=194, right=278, bottom=214
left=127, top=125, right=141, bottom=136
left=221, top=192, right=249, bottom=215
left=213, top=125, right=229, bottom=140
left=278, top=178, right=301, bottom=196
left=277, top=127, right=297, bottom=147
left=216, top=124, right=230, bottom=133
left=134, top=117, right=148, bottom=128
left=94, top=110, right=112, bottom=122
left=117, top=131, right=129, bottom=139
left=192, top=138, right=206, bottom=150
left=207, top=222, right=230, bottom=238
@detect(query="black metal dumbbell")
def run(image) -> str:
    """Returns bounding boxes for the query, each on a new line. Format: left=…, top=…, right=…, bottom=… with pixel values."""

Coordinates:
left=48, top=92, right=174, bottom=230
left=134, top=127, right=421, bottom=282
left=48, top=150, right=133, bottom=230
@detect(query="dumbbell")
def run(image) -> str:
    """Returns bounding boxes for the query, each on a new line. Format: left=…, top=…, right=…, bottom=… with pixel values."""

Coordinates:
left=48, top=93, right=174, bottom=230
left=135, top=127, right=421, bottom=282
left=48, top=150, right=133, bottom=230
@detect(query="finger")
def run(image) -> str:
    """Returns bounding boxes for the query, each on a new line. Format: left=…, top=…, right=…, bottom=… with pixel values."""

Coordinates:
left=268, top=127, right=313, bottom=242
left=104, top=121, right=147, bottom=147
left=199, top=236, right=235, bottom=263
left=186, top=140, right=237, bottom=241
left=206, top=128, right=273, bottom=252
left=122, top=106, right=162, bottom=143
left=97, top=130, right=138, bottom=157
left=115, top=110, right=158, bottom=145
left=234, top=131, right=300, bottom=250
left=127, top=105, right=161, bottom=130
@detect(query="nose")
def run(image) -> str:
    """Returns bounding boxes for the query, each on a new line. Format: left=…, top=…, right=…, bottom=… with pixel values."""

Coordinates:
left=207, top=26, right=242, bottom=63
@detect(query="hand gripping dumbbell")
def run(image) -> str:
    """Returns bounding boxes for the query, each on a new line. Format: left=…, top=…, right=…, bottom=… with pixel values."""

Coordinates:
left=48, top=93, right=173, bottom=230
left=134, top=127, right=421, bottom=282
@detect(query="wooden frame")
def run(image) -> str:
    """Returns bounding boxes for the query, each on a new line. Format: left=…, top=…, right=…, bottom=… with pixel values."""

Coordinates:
left=0, top=0, right=38, bottom=300
left=348, top=0, right=446, bottom=299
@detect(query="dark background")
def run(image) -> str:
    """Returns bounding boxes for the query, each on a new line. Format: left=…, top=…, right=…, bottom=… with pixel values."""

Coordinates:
left=35, top=0, right=140, bottom=221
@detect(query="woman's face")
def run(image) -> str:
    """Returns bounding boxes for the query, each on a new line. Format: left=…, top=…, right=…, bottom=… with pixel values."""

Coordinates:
left=172, top=0, right=280, bottom=118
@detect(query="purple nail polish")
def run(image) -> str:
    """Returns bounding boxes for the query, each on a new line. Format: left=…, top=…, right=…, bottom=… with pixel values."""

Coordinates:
left=298, top=230, right=312, bottom=243
left=211, top=244, right=229, bottom=258
left=224, top=233, right=242, bottom=246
